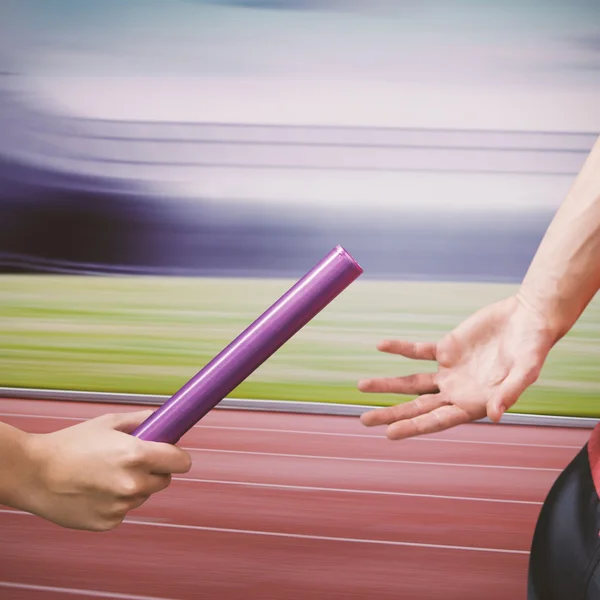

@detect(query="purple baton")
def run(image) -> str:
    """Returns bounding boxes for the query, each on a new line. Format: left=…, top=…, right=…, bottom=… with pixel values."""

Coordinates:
left=131, top=245, right=363, bottom=444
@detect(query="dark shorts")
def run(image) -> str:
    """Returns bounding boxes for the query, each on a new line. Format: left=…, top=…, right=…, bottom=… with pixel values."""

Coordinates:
left=528, top=444, right=600, bottom=599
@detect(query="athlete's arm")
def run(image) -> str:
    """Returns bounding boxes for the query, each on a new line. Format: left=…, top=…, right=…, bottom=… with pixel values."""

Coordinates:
left=358, top=135, right=600, bottom=439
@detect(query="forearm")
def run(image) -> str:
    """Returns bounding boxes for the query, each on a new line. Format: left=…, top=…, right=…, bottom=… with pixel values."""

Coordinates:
left=0, top=421, right=35, bottom=510
left=519, top=135, right=600, bottom=342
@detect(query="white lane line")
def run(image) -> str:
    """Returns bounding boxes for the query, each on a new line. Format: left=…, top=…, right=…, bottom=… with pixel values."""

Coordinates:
left=195, top=425, right=583, bottom=449
left=0, top=582, right=179, bottom=600
left=0, top=412, right=83, bottom=421
left=0, top=412, right=583, bottom=449
left=182, top=447, right=564, bottom=472
left=174, top=477, right=542, bottom=505
left=0, top=509, right=529, bottom=555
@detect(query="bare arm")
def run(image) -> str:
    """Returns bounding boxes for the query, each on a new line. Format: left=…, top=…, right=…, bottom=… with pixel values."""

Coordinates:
left=359, top=135, right=600, bottom=438
left=518, top=135, right=600, bottom=341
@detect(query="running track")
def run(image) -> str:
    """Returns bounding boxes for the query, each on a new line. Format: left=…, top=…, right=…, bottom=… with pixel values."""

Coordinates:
left=0, top=398, right=591, bottom=600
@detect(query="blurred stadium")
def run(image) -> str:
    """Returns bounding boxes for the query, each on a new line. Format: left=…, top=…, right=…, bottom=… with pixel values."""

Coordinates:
left=1, top=0, right=599, bottom=415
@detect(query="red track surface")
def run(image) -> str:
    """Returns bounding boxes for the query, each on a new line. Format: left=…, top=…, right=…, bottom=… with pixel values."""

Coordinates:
left=0, top=398, right=591, bottom=599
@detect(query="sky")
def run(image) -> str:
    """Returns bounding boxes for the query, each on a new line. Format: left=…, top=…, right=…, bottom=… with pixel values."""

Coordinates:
left=0, top=0, right=599, bottom=131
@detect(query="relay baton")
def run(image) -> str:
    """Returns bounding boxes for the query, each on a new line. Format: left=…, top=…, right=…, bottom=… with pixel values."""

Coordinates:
left=131, top=245, right=363, bottom=444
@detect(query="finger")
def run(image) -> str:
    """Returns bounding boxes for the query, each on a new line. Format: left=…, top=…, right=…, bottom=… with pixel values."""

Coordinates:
left=100, top=410, right=155, bottom=434
left=142, top=473, right=172, bottom=495
left=120, top=474, right=171, bottom=499
left=487, top=366, right=537, bottom=423
left=360, top=394, right=447, bottom=427
left=358, top=372, right=438, bottom=395
left=377, top=340, right=437, bottom=361
left=142, top=444, right=192, bottom=475
left=110, top=495, right=151, bottom=515
left=127, top=495, right=151, bottom=511
left=113, top=472, right=172, bottom=499
left=386, top=404, right=471, bottom=440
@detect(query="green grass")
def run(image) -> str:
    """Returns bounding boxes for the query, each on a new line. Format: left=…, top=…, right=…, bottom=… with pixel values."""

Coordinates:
left=1, top=275, right=600, bottom=417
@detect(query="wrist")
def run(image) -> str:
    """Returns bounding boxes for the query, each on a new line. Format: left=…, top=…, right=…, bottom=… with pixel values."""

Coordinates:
left=16, top=433, right=53, bottom=517
left=0, top=425, right=41, bottom=512
left=515, top=285, right=571, bottom=346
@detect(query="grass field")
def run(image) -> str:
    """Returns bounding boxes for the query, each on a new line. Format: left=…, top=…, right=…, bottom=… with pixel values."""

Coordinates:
left=1, top=275, right=600, bottom=417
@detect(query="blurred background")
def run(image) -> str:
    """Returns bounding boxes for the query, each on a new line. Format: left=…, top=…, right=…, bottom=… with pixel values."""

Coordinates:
left=1, top=0, right=599, bottom=415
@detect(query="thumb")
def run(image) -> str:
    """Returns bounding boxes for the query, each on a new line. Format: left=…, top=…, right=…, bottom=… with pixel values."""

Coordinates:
left=100, top=409, right=155, bottom=433
left=487, top=370, right=529, bottom=423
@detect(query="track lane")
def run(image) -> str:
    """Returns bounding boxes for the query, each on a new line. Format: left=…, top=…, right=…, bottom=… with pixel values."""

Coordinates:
left=0, top=512, right=528, bottom=600
left=0, top=398, right=588, bottom=599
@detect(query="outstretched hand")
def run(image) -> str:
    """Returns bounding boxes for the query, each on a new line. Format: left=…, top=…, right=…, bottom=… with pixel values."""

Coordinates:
left=358, top=294, right=555, bottom=440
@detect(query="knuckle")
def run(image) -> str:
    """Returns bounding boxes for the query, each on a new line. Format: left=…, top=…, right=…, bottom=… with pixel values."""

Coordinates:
left=115, top=475, right=140, bottom=497
left=414, top=343, right=426, bottom=357
left=430, top=410, right=445, bottom=431
left=123, top=444, right=147, bottom=467
left=92, top=515, right=124, bottom=532
left=89, top=502, right=130, bottom=531
left=413, top=416, right=430, bottom=436
left=404, top=374, right=419, bottom=390
left=413, top=421, right=426, bottom=436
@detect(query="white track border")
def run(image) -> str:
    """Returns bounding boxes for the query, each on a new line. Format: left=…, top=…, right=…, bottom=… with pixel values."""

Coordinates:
left=0, top=387, right=597, bottom=429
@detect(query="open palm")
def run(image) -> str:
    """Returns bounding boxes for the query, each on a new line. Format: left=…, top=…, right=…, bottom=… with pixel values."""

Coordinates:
left=358, top=295, right=555, bottom=440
